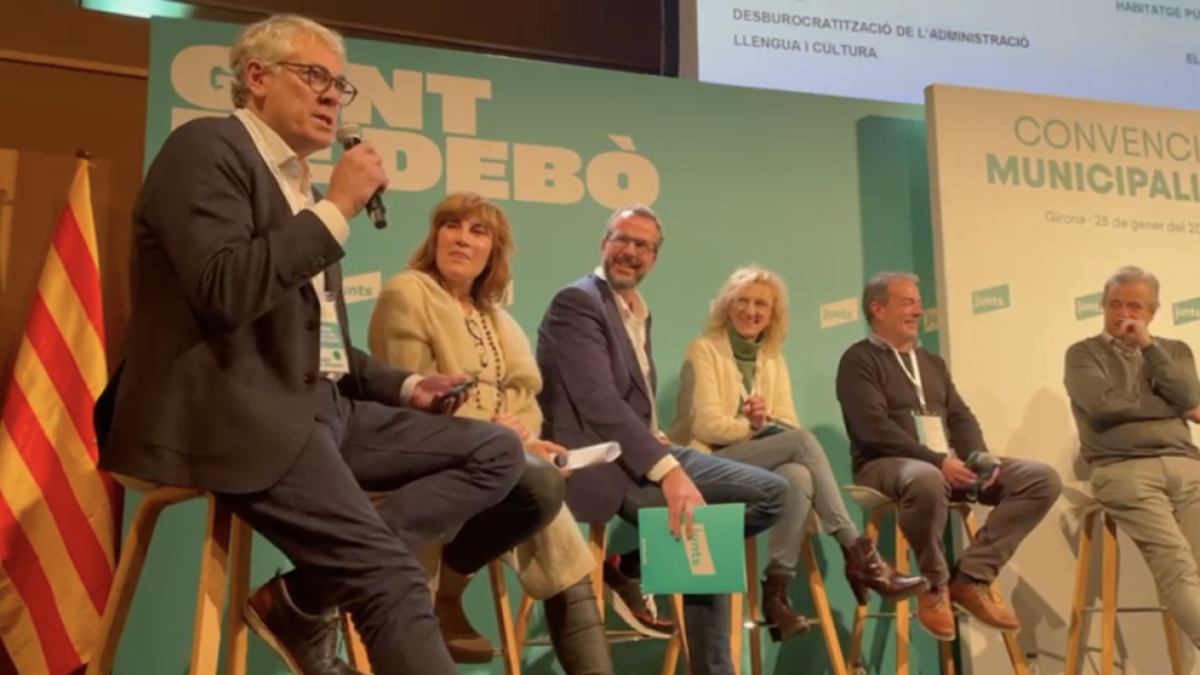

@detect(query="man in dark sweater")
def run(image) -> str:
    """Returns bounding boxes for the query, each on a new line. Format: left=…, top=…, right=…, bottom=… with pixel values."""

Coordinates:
left=835, top=271, right=1061, bottom=641
left=1064, top=265, right=1200, bottom=649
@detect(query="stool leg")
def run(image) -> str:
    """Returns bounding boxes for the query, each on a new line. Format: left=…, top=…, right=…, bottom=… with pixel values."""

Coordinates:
left=515, top=592, right=536, bottom=653
left=847, top=511, right=881, bottom=673
left=939, top=639, right=956, bottom=675
left=190, top=495, right=234, bottom=675
left=85, top=488, right=200, bottom=675
left=588, top=525, right=606, bottom=619
left=489, top=560, right=521, bottom=675
left=661, top=595, right=689, bottom=675
left=731, top=586, right=743, bottom=675
left=1064, top=509, right=1097, bottom=675
left=1100, top=516, right=1118, bottom=675
left=746, top=542, right=762, bottom=675
left=803, top=535, right=848, bottom=675
left=895, top=517, right=910, bottom=675
left=223, top=516, right=253, bottom=675
left=1162, top=610, right=1186, bottom=675
left=960, top=510, right=1029, bottom=675
left=342, top=614, right=370, bottom=672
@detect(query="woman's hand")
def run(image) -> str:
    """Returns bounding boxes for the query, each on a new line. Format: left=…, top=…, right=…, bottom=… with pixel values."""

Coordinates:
left=528, top=439, right=572, bottom=477
left=743, top=394, right=768, bottom=429
left=493, top=414, right=532, bottom=442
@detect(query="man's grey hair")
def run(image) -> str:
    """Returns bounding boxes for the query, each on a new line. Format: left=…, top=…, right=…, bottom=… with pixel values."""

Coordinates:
left=862, top=271, right=919, bottom=325
left=1103, top=265, right=1160, bottom=308
left=229, top=14, right=346, bottom=108
left=605, top=204, right=665, bottom=246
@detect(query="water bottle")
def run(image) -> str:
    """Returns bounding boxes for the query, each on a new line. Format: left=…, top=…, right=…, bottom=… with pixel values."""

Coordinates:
left=1025, top=652, right=1040, bottom=675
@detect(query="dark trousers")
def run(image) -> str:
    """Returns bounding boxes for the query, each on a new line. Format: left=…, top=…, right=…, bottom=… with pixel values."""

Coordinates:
left=436, top=451, right=566, bottom=576
left=855, top=456, right=1062, bottom=586
left=218, top=381, right=524, bottom=675
left=617, top=446, right=789, bottom=675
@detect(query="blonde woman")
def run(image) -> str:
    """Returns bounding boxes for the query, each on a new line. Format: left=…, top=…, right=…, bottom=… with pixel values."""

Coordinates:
left=367, top=192, right=614, bottom=674
left=669, top=265, right=926, bottom=640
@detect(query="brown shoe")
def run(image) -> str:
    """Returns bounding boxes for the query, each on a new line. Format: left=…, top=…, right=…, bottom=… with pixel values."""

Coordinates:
left=843, top=535, right=928, bottom=604
left=917, top=586, right=956, bottom=641
left=434, top=594, right=494, bottom=664
left=761, top=572, right=811, bottom=642
left=950, top=581, right=1020, bottom=631
left=243, top=573, right=365, bottom=675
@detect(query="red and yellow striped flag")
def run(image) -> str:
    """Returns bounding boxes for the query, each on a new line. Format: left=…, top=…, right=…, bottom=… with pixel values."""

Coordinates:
left=0, top=156, right=122, bottom=675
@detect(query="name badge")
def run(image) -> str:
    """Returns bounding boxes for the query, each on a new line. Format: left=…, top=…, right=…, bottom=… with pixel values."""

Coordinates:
left=913, top=412, right=950, bottom=454
left=319, top=293, right=350, bottom=375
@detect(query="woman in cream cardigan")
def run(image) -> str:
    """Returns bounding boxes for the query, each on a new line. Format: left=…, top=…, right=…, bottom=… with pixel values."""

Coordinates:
left=669, top=265, right=926, bottom=641
left=367, top=192, right=612, bottom=674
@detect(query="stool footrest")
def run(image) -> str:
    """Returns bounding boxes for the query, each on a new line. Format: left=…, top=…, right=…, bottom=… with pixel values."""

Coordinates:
left=1081, top=606, right=1167, bottom=614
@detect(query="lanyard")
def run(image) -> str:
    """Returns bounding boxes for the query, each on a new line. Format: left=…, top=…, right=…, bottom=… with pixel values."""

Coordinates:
left=892, top=348, right=927, bottom=412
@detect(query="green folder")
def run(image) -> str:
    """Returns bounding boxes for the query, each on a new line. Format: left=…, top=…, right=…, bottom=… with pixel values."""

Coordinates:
left=637, top=503, right=747, bottom=595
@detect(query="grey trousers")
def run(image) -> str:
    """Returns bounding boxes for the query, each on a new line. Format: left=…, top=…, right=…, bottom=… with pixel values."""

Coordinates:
left=715, top=428, right=860, bottom=576
left=1091, top=456, right=1200, bottom=649
left=855, top=456, right=1061, bottom=586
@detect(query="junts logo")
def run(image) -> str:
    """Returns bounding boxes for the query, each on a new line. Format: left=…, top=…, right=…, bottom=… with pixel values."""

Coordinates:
left=819, top=297, right=858, bottom=329
left=1074, top=292, right=1103, bottom=321
left=1172, top=297, right=1200, bottom=325
left=971, top=284, right=1011, bottom=315
left=686, top=524, right=716, bottom=576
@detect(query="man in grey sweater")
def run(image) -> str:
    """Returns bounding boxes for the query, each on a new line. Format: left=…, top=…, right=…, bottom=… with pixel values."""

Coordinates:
left=1064, top=265, right=1200, bottom=649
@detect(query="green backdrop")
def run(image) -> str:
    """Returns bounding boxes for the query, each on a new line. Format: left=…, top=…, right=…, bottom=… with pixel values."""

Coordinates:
left=124, top=16, right=949, bottom=675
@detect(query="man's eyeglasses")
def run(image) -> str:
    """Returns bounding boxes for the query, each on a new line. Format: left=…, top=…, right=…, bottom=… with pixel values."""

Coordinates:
left=276, top=62, right=358, bottom=106
left=607, top=233, right=660, bottom=255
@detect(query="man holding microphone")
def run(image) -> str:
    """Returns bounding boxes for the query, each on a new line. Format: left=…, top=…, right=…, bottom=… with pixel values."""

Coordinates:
left=94, top=14, right=524, bottom=675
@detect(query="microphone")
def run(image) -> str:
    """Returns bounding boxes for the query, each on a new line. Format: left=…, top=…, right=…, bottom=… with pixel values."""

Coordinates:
left=964, top=451, right=999, bottom=499
left=335, top=124, right=387, bottom=230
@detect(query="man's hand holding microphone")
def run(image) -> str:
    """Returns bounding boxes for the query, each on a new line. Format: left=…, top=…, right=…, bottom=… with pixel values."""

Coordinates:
left=325, top=124, right=389, bottom=228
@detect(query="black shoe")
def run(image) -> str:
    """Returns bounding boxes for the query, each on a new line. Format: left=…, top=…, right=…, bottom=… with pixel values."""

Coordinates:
left=602, top=555, right=674, bottom=639
left=243, top=573, right=365, bottom=675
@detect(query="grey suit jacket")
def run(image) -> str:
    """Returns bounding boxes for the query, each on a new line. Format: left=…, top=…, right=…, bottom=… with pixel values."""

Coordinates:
left=94, top=116, right=414, bottom=494
left=535, top=274, right=670, bottom=523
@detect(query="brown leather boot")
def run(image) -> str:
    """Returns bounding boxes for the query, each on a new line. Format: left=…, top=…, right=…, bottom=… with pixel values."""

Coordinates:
left=434, top=592, right=494, bottom=664
left=949, top=581, right=1020, bottom=631
left=843, top=535, right=928, bottom=604
left=761, top=572, right=811, bottom=642
left=917, top=586, right=956, bottom=641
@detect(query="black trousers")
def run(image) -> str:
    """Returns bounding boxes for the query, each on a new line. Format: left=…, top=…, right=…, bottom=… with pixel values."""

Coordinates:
left=436, top=450, right=566, bottom=576
left=218, top=381, right=524, bottom=675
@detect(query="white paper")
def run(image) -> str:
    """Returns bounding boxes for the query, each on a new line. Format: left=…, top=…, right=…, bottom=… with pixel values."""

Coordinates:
left=564, top=442, right=622, bottom=470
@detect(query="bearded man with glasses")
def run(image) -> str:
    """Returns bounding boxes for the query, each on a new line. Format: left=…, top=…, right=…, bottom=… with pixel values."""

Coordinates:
left=94, top=13, right=524, bottom=675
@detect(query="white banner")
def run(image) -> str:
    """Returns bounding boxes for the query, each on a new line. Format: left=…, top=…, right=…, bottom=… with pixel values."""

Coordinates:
left=926, top=83, right=1200, bottom=675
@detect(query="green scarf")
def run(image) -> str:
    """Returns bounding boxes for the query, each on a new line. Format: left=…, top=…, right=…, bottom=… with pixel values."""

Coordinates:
left=727, top=324, right=762, bottom=396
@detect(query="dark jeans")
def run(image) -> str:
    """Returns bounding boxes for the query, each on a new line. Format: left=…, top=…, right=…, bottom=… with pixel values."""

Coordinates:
left=219, top=381, right=524, bottom=675
left=855, top=456, right=1062, bottom=586
left=616, top=446, right=789, bottom=675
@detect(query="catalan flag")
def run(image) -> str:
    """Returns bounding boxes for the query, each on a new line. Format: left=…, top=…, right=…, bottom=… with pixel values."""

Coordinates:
left=0, top=155, right=121, bottom=675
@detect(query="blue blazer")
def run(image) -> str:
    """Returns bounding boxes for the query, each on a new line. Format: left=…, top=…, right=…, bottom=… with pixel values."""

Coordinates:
left=536, top=274, right=671, bottom=523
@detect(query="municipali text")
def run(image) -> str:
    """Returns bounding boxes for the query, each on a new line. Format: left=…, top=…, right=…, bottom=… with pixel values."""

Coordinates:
left=988, top=154, right=1200, bottom=202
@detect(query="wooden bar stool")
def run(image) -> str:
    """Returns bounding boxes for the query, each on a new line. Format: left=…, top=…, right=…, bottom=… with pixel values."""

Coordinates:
left=86, top=475, right=254, bottom=675
left=512, top=521, right=689, bottom=674
left=843, top=485, right=1028, bottom=675
left=1061, top=483, right=1185, bottom=675
left=341, top=495, right=522, bottom=675
left=732, top=514, right=848, bottom=675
